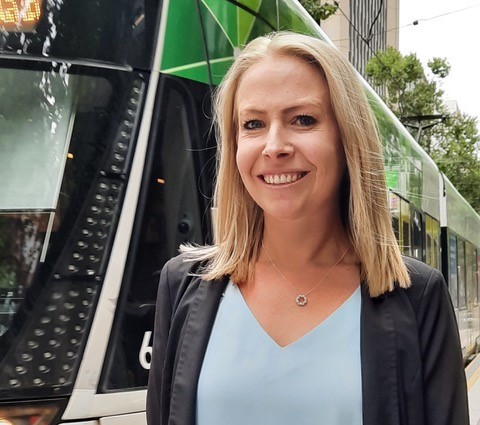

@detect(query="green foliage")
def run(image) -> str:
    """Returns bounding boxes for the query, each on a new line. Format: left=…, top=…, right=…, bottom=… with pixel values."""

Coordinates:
left=430, top=113, right=480, bottom=212
left=366, top=47, right=480, bottom=213
left=427, top=57, right=451, bottom=79
left=299, top=0, right=339, bottom=23
left=365, top=46, right=445, bottom=118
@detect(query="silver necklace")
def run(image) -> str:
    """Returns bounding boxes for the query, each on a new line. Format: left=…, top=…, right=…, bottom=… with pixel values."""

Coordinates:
left=262, top=243, right=351, bottom=307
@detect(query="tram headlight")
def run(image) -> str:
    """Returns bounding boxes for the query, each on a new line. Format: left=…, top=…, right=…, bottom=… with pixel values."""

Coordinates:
left=0, top=402, right=61, bottom=425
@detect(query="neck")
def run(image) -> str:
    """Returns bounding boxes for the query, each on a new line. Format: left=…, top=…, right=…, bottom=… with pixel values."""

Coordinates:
left=261, top=212, right=351, bottom=267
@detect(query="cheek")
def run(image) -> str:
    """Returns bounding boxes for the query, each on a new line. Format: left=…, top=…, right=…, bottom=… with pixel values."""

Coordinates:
left=310, top=138, right=346, bottom=184
left=235, top=142, right=255, bottom=183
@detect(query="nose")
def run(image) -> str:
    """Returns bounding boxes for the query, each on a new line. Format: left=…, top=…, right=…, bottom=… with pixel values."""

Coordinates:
left=262, top=126, right=294, bottom=159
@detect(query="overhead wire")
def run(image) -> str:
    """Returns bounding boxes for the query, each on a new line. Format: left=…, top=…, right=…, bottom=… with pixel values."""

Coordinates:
left=366, top=0, right=385, bottom=41
left=332, top=2, right=480, bottom=44
left=415, top=3, right=480, bottom=23
left=336, top=5, right=388, bottom=69
left=337, top=6, right=378, bottom=57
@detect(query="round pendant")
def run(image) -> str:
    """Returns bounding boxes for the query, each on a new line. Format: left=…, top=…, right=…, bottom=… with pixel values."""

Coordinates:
left=296, top=294, right=308, bottom=306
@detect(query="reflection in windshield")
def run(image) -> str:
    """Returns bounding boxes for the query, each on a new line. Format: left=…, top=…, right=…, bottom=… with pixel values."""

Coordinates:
left=0, top=67, right=74, bottom=210
left=0, top=213, right=50, bottom=336
left=0, top=64, right=144, bottom=398
left=0, top=66, right=76, bottom=340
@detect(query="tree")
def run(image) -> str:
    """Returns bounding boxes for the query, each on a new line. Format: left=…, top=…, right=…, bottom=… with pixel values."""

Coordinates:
left=366, top=47, right=480, bottom=213
left=430, top=113, right=480, bottom=212
left=299, top=0, right=339, bottom=23
left=365, top=46, right=446, bottom=122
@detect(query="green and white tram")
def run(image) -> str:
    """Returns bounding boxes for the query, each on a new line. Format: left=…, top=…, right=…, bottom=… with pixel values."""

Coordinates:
left=0, top=0, right=479, bottom=423
left=440, top=175, right=480, bottom=357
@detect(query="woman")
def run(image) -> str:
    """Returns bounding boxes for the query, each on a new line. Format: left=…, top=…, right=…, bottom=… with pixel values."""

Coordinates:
left=147, top=32, right=468, bottom=425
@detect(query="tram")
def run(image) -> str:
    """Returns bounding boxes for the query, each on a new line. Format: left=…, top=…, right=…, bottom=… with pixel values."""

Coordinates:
left=0, top=0, right=479, bottom=423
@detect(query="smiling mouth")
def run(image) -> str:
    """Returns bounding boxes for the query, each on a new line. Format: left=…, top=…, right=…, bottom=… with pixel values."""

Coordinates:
left=261, top=172, right=307, bottom=185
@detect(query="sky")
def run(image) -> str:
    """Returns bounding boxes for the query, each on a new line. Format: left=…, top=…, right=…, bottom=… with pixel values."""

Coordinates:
left=399, top=1, right=480, bottom=121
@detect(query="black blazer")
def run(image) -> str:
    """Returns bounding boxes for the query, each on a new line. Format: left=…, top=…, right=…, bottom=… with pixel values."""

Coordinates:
left=146, top=255, right=469, bottom=425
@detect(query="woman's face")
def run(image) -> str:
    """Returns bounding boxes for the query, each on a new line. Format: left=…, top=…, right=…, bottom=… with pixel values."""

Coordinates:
left=235, top=54, right=346, bottom=222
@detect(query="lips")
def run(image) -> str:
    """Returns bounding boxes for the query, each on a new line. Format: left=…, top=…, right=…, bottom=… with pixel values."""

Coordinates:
left=261, top=172, right=307, bottom=185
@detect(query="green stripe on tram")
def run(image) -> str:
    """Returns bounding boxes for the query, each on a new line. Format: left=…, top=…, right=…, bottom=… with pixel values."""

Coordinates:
left=237, top=0, right=262, bottom=45
left=201, top=0, right=238, bottom=47
left=160, top=0, right=270, bottom=84
left=160, top=0, right=328, bottom=85
left=160, top=0, right=206, bottom=74
left=162, top=57, right=234, bottom=85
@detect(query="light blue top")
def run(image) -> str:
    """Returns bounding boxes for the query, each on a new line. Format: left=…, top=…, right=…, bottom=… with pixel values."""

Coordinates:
left=197, top=281, right=363, bottom=425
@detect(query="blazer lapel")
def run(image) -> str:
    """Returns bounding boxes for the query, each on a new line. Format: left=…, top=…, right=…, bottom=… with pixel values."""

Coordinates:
left=169, top=275, right=229, bottom=425
left=361, top=285, right=400, bottom=425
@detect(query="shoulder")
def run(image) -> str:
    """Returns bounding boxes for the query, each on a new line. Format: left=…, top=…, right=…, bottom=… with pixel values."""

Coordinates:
left=161, top=252, right=199, bottom=278
left=403, top=256, right=444, bottom=296
left=158, top=253, right=229, bottom=313
left=373, top=257, right=449, bottom=320
left=403, top=256, right=441, bottom=283
left=400, top=256, right=447, bottom=311
left=158, top=253, right=207, bottom=310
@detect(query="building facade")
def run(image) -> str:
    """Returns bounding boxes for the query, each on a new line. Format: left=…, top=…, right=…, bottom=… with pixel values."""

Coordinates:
left=321, top=0, right=399, bottom=78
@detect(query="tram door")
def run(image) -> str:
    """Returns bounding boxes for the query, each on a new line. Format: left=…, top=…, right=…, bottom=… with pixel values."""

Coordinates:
left=98, top=75, right=215, bottom=393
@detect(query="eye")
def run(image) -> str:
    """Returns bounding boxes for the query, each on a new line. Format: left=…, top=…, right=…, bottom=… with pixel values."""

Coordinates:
left=243, top=120, right=264, bottom=130
left=294, top=115, right=316, bottom=127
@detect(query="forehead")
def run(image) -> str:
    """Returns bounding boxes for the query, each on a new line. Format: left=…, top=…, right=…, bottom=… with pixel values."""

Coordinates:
left=235, top=54, right=329, bottom=110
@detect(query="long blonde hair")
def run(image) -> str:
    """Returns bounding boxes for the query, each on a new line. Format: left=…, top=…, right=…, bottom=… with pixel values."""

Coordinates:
left=181, top=31, right=410, bottom=297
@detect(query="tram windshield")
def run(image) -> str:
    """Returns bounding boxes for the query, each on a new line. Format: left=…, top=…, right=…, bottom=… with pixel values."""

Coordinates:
left=0, top=0, right=160, bottom=69
left=0, top=63, right=146, bottom=400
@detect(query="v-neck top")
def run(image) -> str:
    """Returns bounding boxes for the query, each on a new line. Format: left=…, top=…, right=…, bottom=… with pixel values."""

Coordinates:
left=196, top=281, right=362, bottom=425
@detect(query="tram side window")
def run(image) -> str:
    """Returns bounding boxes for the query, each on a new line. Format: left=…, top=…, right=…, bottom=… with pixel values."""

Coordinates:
left=448, top=234, right=459, bottom=308
left=100, top=75, right=215, bottom=391
left=411, top=209, right=423, bottom=261
left=432, top=222, right=440, bottom=270
left=474, top=248, right=478, bottom=305
left=466, top=243, right=477, bottom=306
left=389, top=192, right=400, bottom=242
left=400, top=199, right=411, bottom=256
left=477, top=250, right=480, bottom=302
left=458, top=240, right=467, bottom=309
left=425, top=215, right=441, bottom=270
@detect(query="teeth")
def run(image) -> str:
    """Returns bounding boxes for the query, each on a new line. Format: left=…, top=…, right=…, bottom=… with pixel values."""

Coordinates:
left=263, top=173, right=304, bottom=185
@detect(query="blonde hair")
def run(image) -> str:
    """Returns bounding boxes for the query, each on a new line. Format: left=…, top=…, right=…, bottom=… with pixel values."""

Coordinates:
left=181, top=31, right=410, bottom=297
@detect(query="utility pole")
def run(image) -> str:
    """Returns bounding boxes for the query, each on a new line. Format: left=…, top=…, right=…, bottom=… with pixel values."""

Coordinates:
left=401, top=114, right=447, bottom=144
